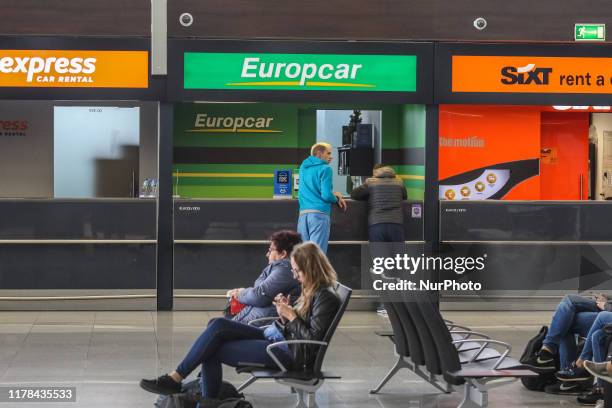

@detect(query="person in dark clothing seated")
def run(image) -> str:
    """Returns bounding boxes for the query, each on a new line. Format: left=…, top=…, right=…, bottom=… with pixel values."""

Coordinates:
left=522, top=294, right=611, bottom=399
left=226, top=230, right=302, bottom=325
left=139, top=242, right=341, bottom=403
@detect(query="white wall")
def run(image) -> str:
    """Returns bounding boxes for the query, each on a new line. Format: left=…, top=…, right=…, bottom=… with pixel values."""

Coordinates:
left=592, top=113, right=612, bottom=199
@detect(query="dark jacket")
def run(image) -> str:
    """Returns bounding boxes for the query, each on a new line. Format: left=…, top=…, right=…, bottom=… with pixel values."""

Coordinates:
left=283, top=286, right=341, bottom=372
left=350, top=166, right=407, bottom=226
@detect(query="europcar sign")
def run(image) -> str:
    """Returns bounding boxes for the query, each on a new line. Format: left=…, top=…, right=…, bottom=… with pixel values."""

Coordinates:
left=184, top=52, right=417, bottom=92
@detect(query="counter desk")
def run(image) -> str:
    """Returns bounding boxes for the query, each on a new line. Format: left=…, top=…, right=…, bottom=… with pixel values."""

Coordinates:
left=439, top=200, right=612, bottom=309
left=0, top=198, right=157, bottom=309
left=173, top=198, right=424, bottom=307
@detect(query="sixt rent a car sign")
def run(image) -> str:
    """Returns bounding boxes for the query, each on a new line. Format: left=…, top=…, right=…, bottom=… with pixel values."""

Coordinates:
left=0, top=50, right=149, bottom=88
left=452, top=56, right=612, bottom=94
left=184, top=52, right=417, bottom=92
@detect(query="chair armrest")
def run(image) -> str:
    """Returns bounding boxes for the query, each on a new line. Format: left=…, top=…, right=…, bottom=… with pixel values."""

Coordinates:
left=447, top=323, right=472, bottom=331
left=452, top=339, right=512, bottom=369
left=266, top=340, right=328, bottom=372
left=248, top=317, right=279, bottom=326
left=450, top=330, right=491, bottom=340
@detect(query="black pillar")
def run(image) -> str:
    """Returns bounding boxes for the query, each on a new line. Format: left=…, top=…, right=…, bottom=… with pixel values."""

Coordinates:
left=157, top=102, right=174, bottom=310
left=424, top=104, right=439, bottom=255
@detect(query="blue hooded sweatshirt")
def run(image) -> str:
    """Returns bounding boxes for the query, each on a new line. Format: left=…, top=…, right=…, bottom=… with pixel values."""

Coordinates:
left=298, top=156, right=338, bottom=215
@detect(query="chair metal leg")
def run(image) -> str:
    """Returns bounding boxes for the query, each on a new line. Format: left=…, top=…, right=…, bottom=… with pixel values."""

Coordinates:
left=369, top=356, right=409, bottom=394
left=458, top=383, right=488, bottom=408
left=236, top=375, right=257, bottom=392
left=295, top=389, right=317, bottom=408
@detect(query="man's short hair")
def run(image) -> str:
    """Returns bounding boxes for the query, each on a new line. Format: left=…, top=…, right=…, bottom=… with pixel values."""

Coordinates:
left=311, top=142, right=332, bottom=156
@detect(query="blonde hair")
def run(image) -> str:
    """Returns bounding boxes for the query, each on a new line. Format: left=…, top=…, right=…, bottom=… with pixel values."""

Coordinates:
left=311, top=142, right=332, bottom=156
left=291, top=242, right=337, bottom=318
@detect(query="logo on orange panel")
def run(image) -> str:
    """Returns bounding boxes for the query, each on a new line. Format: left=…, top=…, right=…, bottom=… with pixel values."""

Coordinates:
left=475, top=181, right=486, bottom=192
left=486, top=173, right=497, bottom=184
left=501, top=64, right=552, bottom=85
left=445, top=189, right=456, bottom=200
left=0, top=50, right=149, bottom=88
left=452, top=56, right=612, bottom=94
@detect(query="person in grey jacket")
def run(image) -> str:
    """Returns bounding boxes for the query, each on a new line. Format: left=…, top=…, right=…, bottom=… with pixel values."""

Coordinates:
left=350, top=164, right=407, bottom=242
left=226, top=230, right=302, bottom=325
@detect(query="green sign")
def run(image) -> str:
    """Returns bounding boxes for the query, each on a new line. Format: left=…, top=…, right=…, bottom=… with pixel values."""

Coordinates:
left=575, top=24, right=606, bottom=41
left=184, top=52, right=417, bottom=92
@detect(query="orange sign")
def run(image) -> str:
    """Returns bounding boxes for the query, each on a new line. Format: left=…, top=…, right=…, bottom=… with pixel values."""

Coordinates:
left=0, top=50, right=148, bottom=88
left=452, top=56, right=612, bottom=94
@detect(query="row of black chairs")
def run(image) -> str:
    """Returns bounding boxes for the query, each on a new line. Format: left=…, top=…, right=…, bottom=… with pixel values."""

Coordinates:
left=372, top=290, right=537, bottom=408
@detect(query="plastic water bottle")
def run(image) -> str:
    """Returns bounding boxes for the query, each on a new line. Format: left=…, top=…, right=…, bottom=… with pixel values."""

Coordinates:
left=141, top=178, right=150, bottom=197
left=150, top=179, right=158, bottom=197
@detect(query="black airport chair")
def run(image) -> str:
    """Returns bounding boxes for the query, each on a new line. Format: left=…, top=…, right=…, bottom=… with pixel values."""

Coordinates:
left=370, top=299, right=421, bottom=394
left=235, top=283, right=352, bottom=408
left=416, top=291, right=537, bottom=408
left=372, top=292, right=506, bottom=395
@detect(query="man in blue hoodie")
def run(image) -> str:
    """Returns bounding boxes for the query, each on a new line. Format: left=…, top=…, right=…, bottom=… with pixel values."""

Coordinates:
left=297, top=142, right=346, bottom=253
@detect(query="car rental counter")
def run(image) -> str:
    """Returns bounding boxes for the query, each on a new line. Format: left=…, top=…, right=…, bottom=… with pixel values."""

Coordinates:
left=0, top=198, right=157, bottom=309
left=173, top=198, right=424, bottom=309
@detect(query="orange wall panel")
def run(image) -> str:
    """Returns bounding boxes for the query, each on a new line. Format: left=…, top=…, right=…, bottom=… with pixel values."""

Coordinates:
left=439, top=105, right=541, bottom=200
left=540, top=112, right=589, bottom=200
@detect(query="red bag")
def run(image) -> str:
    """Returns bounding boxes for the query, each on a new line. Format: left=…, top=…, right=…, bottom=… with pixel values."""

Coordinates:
left=230, top=297, right=246, bottom=315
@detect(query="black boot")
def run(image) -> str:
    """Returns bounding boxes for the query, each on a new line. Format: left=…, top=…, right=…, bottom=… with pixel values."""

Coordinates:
left=140, top=374, right=182, bottom=395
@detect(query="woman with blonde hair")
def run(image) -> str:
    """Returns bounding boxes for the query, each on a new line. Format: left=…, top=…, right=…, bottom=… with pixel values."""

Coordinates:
left=140, top=242, right=341, bottom=403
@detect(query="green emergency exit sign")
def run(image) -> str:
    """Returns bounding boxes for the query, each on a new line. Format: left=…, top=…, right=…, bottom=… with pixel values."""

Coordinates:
left=575, top=24, right=606, bottom=41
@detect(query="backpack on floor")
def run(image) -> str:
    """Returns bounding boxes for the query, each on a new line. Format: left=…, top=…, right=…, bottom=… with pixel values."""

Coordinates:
left=154, top=379, right=244, bottom=408
left=217, top=399, right=253, bottom=408
left=519, top=326, right=559, bottom=391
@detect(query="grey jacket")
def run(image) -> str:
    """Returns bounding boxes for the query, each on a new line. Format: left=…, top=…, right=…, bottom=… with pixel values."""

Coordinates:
left=350, top=166, right=407, bottom=226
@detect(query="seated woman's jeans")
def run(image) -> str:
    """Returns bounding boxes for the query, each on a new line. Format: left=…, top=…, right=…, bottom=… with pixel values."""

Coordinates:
left=543, top=294, right=599, bottom=368
left=580, top=311, right=612, bottom=362
left=175, top=318, right=293, bottom=398
left=577, top=311, right=612, bottom=387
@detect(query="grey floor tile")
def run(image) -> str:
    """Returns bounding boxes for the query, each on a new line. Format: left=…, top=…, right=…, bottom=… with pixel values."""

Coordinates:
left=0, top=311, right=39, bottom=325
left=0, top=310, right=591, bottom=407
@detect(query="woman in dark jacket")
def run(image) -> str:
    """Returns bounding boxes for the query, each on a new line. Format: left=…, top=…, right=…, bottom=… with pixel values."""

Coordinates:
left=139, top=242, right=341, bottom=401
left=227, top=230, right=302, bottom=325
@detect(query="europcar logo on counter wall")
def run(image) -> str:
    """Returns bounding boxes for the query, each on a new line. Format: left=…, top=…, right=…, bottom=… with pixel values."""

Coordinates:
left=187, top=113, right=281, bottom=134
left=184, top=52, right=417, bottom=92
left=452, top=55, right=612, bottom=94
left=0, top=50, right=149, bottom=88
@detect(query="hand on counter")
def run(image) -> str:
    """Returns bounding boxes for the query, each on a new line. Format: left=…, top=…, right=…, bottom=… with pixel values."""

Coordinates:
left=333, top=192, right=347, bottom=212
